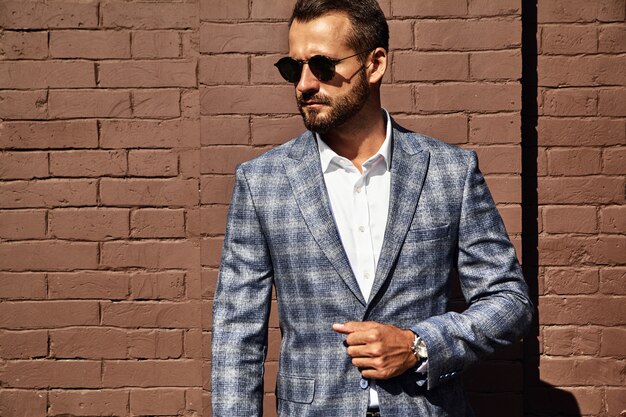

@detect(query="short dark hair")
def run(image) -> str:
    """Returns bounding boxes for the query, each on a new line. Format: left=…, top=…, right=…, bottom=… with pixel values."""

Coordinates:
left=289, top=0, right=389, bottom=58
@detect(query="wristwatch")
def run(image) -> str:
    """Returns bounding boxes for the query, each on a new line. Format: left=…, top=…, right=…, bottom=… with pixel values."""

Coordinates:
left=410, top=333, right=428, bottom=362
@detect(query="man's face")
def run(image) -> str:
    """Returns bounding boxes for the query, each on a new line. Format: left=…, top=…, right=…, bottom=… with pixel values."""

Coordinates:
left=288, top=13, right=371, bottom=134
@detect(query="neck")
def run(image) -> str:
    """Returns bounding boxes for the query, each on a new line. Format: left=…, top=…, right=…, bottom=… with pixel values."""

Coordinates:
left=320, top=99, right=386, bottom=172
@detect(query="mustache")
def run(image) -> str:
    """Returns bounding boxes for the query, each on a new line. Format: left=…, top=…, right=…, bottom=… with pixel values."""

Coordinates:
left=297, top=92, right=332, bottom=106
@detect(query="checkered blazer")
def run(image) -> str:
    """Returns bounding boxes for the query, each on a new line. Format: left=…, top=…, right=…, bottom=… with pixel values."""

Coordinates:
left=211, top=122, right=533, bottom=417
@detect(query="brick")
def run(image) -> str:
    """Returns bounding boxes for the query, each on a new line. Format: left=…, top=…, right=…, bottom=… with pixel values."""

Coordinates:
left=0, top=272, right=47, bottom=299
left=201, top=175, right=235, bottom=204
left=468, top=0, right=520, bottom=16
left=201, top=22, right=288, bottom=53
left=470, top=50, right=521, bottom=80
left=0, top=61, right=95, bottom=88
left=604, top=147, right=626, bottom=175
left=201, top=85, right=297, bottom=114
left=0, top=120, right=98, bottom=149
left=130, top=388, right=185, bottom=415
left=606, top=388, right=626, bottom=416
left=600, top=268, right=626, bottom=295
left=539, top=356, right=626, bottom=386
left=0, top=1, right=98, bottom=29
left=128, top=329, right=183, bottom=359
left=392, top=0, right=466, bottom=16
left=101, top=2, right=198, bottom=29
left=132, top=31, right=181, bottom=58
left=200, top=54, right=249, bottom=85
left=547, top=147, right=602, bottom=175
left=48, top=208, right=128, bottom=241
left=542, top=88, right=597, bottom=116
left=539, top=235, right=626, bottom=266
left=200, top=205, right=229, bottom=236
left=538, top=177, right=624, bottom=204
left=0, top=90, right=48, bottom=120
left=49, top=390, right=129, bottom=416
left=539, top=295, right=626, bottom=325
left=0, top=151, right=48, bottom=180
left=538, top=55, right=626, bottom=87
left=250, top=0, right=293, bottom=19
left=179, top=148, right=201, bottom=179
left=541, top=25, right=598, bottom=54
left=380, top=85, right=413, bottom=112
left=0, top=209, right=47, bottom=240
left=131, top=209, right=185, bottom=238
left=0, top=300, right=99, bottom=330
left=474, top=145, right=521, bottom=174
left=101, top=240, right=200, bottom=269
left=251, top=116, right=305, bottom=145
left=201, top=116, right=250, bottom=145
left=388, top=20, right=413, bottom=50
left=525, top=387, right=603, bottom=415
left=600, top=206, right=626, bottom=234
left=392, top=114, right=468, bottom=144
left=0, top=390, right=47, bottom=417
left=132, top=89, right=181, bottom=118
left=0, top=241, right=98, bottom=272
left=100, top=178, right=199, bottom=207
left=50, top=328, right=127, bottom=359
left=128, top=150, right=178, bottom=177
left=48, top=90, right=131, bottom=118
left=201, top=146, right=267, bottom=174
left=129, top=272, right=185, bottom=300
left=184, top=329, right=202, bottom=358
left=0, top=31, right=48, bottom=59
left=415, top=83, right=520, bottom=112
left=50, top=150, right=126, bottom=178
left=538, top=0, right=625, bottom=22
left=1, top=360, right=101, bottom=389
left=599, top=24, right=626, bottom=52
left=599, top=88, right=626, bottom=117
left=470, top=113, right=520, bottom=144
left=201, top=237, right=223, bottom=268
left=484, top=176, right=521, bottom=204
left=0, top=330, right=48, bottom=359
left=100, top=119, right=199, bottom=148
left=99, top=60, right=196, bottom=88
left=200, top=0, right=248, bottom=20
left=48, top=272, right=129, bottom=300
left=537, top=117, right=625, bottom=146
left=415, top=18, right=520, bottom=50
left=543, top=206, right=598, bottom=234
left=250, top=54, right=286, bottom=84
left=102, top=301, right=200, bottom=328
left=544, top=267, right=599, bottom=295
left=393, top=52, right=469, bottom=81
left=50, top=30, right=130, bottom=59
left=103, top=360, right=202, bottom=387
left=496, top=205, right=521, bottom=234
left=601, top=328, right=626, bottom=357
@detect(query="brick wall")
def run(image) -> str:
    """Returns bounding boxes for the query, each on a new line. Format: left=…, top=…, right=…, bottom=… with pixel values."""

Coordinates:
left=0, top=0, right=623, bottom=416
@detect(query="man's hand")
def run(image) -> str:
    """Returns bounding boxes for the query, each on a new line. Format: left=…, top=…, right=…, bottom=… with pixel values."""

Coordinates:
left=332, top=321, right=418, bottom=380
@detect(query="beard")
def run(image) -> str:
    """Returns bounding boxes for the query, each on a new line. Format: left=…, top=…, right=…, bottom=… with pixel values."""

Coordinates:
left=296, top=69, right=370, bottom=134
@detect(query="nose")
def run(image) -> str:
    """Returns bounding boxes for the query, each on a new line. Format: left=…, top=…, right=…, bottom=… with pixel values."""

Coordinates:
left=296, top=63, right=320, bottom=95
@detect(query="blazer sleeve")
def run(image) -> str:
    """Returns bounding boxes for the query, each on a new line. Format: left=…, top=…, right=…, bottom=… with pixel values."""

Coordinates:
left=211, top=165, right=274, bottom=417
left=410, top=150, right=534, bottom=390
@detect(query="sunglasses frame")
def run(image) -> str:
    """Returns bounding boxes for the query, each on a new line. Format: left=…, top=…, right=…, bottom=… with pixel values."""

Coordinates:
left=274, top=49, right=374, bottom=83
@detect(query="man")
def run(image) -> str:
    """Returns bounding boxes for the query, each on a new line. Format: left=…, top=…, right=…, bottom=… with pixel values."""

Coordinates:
left=211, top=1, right=533, bottom=416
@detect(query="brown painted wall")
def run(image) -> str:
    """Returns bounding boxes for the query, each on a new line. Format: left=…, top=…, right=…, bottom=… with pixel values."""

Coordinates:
left=0, top=0, right=623, bottom=416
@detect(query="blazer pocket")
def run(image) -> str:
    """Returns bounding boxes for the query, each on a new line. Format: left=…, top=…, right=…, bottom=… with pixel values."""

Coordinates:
left=276, top=373, right=315, bottom=404
left=406, top=224, right=450, bottom=242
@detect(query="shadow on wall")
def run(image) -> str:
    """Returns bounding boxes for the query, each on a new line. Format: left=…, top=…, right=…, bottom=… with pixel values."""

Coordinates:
left=521, top=0, right=580, bottom=416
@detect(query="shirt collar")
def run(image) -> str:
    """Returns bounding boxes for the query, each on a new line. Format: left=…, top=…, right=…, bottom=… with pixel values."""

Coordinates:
left=316, top=109, right=392, bottom=173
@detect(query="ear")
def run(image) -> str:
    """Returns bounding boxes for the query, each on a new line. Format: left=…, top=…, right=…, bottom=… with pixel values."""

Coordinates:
left=367, top=47, right=388, bottom=85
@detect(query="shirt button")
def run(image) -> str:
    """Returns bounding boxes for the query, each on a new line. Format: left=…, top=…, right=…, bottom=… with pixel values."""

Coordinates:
left=359, top=226, right=365, bottom=232
left=364, top=272, right=371, bottom=279
left=360, top=378, right=369, bottom=389
left=356, top=186, right=363, bottom=193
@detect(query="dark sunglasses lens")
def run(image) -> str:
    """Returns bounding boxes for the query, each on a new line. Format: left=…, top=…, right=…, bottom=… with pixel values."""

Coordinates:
left=275, top=57, right=302, bottom=83
left=308, top=55, right=335, bottom=81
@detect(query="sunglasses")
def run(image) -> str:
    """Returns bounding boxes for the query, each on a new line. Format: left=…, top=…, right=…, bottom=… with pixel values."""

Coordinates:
left=274, top=49, right=372, bottom=83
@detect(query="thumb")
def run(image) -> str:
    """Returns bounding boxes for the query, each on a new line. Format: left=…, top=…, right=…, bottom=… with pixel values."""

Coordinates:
left=332, top=321, right=369, bottom=334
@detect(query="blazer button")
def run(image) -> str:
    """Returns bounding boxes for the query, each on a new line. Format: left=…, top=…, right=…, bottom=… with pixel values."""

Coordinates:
left=359, top=378, right=369, bottom=389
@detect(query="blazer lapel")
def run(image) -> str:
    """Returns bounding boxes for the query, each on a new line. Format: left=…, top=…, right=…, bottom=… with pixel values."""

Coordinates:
left=282, top=131, right=367, bottom=306
left=368, top=125, right=430, bottom=304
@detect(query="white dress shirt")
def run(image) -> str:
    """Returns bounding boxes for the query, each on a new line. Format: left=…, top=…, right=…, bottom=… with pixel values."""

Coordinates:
left=316, top=109, right=393, bottom=408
